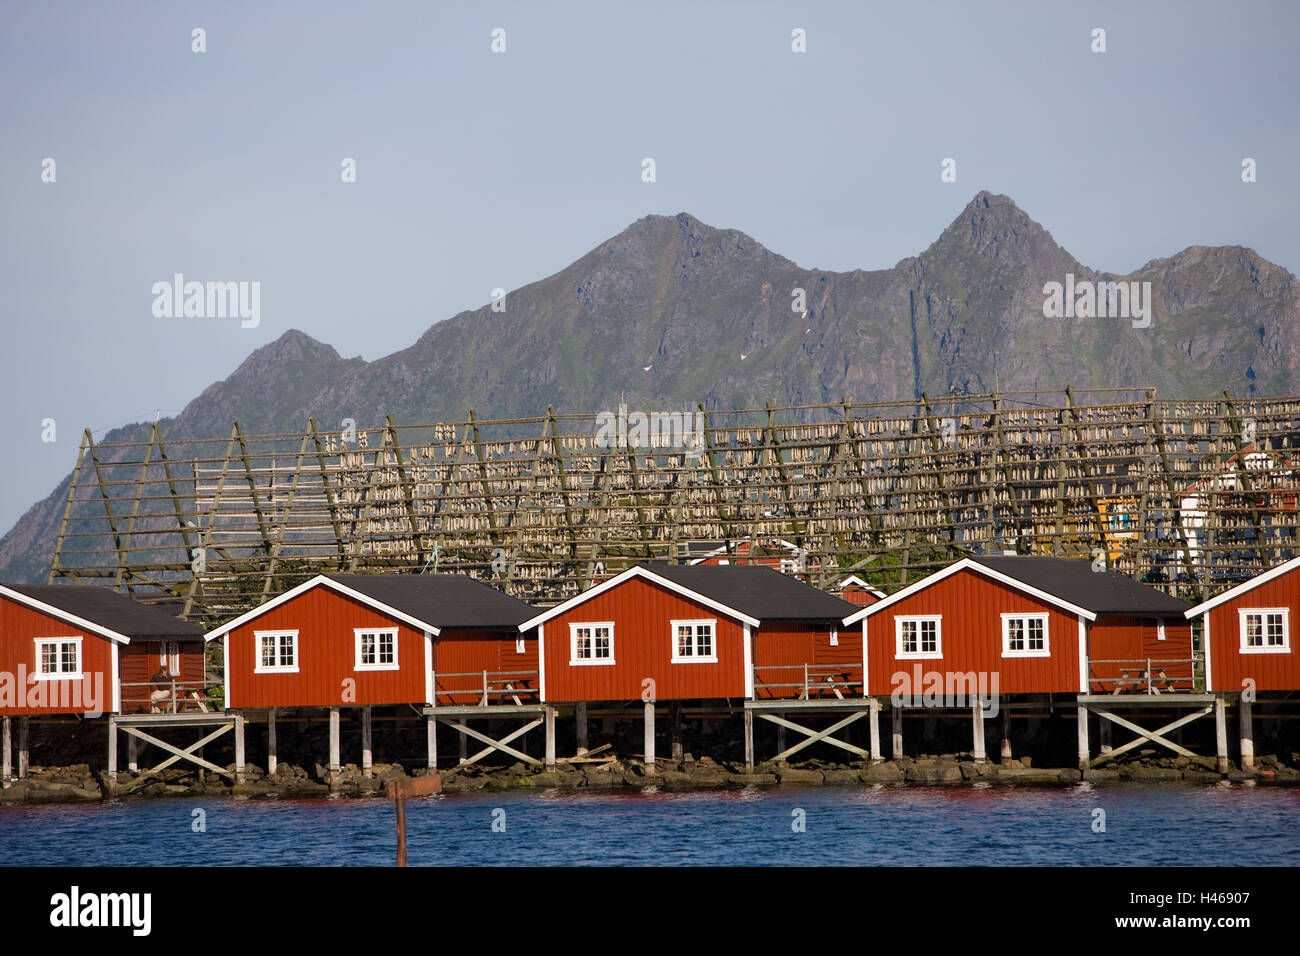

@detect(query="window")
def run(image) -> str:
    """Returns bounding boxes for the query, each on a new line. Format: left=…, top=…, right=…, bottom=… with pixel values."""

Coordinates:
left=255, top=630, right=298, bottom=673
left=355, top=628, right=398, bottom=670
left=829, top=627, right=839, bottom=647
left=570, top=623, right=614, bottom=665
left=896, top=616, right=942, bottom=659
left=671, top=619, right=717, bottom=663
left=515, top=637, right=526, bottom=655
left=1002, top=613, right=1050, bottom=657
left=160, top=641, right=180, bottom=673
left=34, top=638, right=82, bottom=679
left=1239, top=609, right=1290, bottom=654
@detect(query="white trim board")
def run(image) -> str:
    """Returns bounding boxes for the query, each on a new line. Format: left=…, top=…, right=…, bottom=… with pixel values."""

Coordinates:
left=843, top=558, right=1097, bottom=627
left=517, top=565, right=762, bottom=632
left=203, top=574, right=444, bottom=641
left=1184, top=554, right=1300, bottom=618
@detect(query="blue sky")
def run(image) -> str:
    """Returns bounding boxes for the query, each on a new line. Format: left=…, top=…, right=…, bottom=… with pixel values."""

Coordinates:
left=2, top=0, right=1297, bottom=532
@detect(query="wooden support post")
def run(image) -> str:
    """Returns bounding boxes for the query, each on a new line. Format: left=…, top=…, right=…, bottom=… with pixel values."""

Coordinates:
left=267, top=708, right=278, bottom=775
left=743, top=708, right=754, bottom=771
left=776, top=716, right=786, bottom=756
left=329, top=706, right=341, bottom=776
left=17, top=716, right=28, bottom=779
left=127, top=734, right=138, bottom=773
left=458, top=720, right=468, bottom=764
left=2, top=716, right=10, bottom=785
left=892, top=705, right=904, bottom=759
left=1099, top=717, right=1113, bottom=754
left=972, top=703, right=986, bottom=763
left=1076, top=705, right=1089, bottom=772
left=1214, top=696, right=1229, bottom=774
left=869, top=699, right=882, bottom=764
left=670, top=702, right=683, bottom=762
left=426, top=714, right=437, bottom=769
left=107, top=717, right=118, bottom=788
left=234, top=713, right=246, bottom=784
left=394, top=791, right=407, bottom=868
left=544, top=706, right=557, bottom=768
left=362, top=706, right=373, bottom=777
left=643, top=700, right=656, bottom=768
left=1239, top=698, right=1254, bottom=770
left=575, top=701, right=589, bottom=756
left=1000, top=707, right=1012, bottom=762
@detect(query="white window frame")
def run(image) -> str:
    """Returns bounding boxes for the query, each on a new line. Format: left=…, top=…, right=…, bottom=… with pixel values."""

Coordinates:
left=895, top=615, right=942, bottom=660
left=161, top=640, right=181, bottom=673
left=670, top=619, right=718, bottom=663
left=354, top=627, right=399, bottom=671
left=254, top=630, right=300, bottom=674
left=1238, top=608, right=1290, bottom=654
left=34, top=637, right=83, bottom=680
left=515, top=636, right=526, bottom=655
left=1002, top=612, right=1050, bottom=658
left=829, top=627, right=839, bottom=647
left=569, top=622, right=615, bottom=666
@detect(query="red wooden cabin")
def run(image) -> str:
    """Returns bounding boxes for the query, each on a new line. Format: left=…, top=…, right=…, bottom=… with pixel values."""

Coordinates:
left=686, top=537, right=816, bottom=578
left=843, top=557, right=1193, bottom=698
left=204, top=574, right=539, bottom=709
left=1185, top=555, right=1300, bottom=693
left=519, top=564, right=858, bottom=703
left=0, top=583, right=204, bottom=717
left=835, top=575, right=886, bottom=608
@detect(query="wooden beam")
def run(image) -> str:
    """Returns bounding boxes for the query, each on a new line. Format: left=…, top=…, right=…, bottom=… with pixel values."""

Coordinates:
left=544, top=705, right=556, bottom=768
left=1215, top=696, right=1229, bottom=774
left=267, top=708, right=278, bottom=775
left=1087, top=706, right=1213, bottom=767
left=329, top=707, right=341, bottom=775
left=17, top=716, right=28, bottom=779
left=1000, top=707, right=1012, bottom=762
left=362, top=706, right=373, bottom=778
left=118, top=723, right=235, bottom=779
left=1239, top=698, right=1255, bottom=769
left=892, top=705, right=904, bottom=759
left=644, top=700, right=656, bottom=767
left=1076, top=705, right=1089, bottom=771
left=743, top=708, right=754, bottom=771
left=757, top=711, right=870, bottom=762
left=868, top=699, right=882, bottom=764
left=1, top=716, right=10, bottom=784
left=426, top=714, right=437, bottom=769
left=234, top=714, right=246, bottom=783
left=575, top=701, right=589, bottom=756
left=971, top=703, right=986, bottom=763
left=443, top=716, right=542, bottom=767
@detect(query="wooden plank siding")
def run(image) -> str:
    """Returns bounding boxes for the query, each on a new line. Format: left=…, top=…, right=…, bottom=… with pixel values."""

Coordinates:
left=1200, top=569, right=1300, bottom=692
left=540, top=576, right=747, bottom=702
left=1087, top=617, right=1194, bottom=692
left=434, top=628, right=540, bottom=705
left=752, top=620, right=862, bottom=700
left=863, top=568, right=1083, bottom=696
left=0, top=595, right=116, bottom=716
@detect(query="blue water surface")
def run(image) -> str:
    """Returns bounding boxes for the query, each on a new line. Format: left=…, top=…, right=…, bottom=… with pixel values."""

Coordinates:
left=1, top=784, right=1296, bottom=866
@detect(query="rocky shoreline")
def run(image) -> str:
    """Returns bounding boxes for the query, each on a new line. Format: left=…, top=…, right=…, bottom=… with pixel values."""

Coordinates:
left=3, top=749, right=1299, bottom=803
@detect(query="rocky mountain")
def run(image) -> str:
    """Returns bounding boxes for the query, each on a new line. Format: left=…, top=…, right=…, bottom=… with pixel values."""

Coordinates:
left=2, top=191, right=1297, bottom=582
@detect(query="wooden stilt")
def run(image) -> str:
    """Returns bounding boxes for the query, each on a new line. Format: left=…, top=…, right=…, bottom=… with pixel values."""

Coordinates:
left=1214, top=696, right=1229, bottom=774
left=127, top=734, right=138, bottom=772
left=426, top=714, right=437, bottom=769
left=394, top=791, right=407, bottom=868
left=972, top=703, right=986, bottom=763
left=234, top=713, right=246, bottom=783
left=892, top=705, right=904, bottom=759
left=267, top=708, right=278, bottom=775
left=776, top=715, right=786, bottom=756
left=107, top=717, right=118, bottom=789
left=362, top=706, right=373, bottom=777
left=743, top=708, right=754, bottom=771
left=329, top=706, right=341, bottom=776
left=1099, top=717, right=1113, bottom=754
left=643, top=700, right=655, bottom=767
left=670, top=702, right=683, bottom=762
left=2, top=716, right=11, bottom=785
left=575, top=701, right=588, bottom=756
left=544, top=706, right=556, bottom=768
left=868, top=699, right=882, bottom=764
left=458, top=720, right=468, bottom=764
left=1000, top=707, right=1012, bottom=762
left=1239, top=698, right=1254, bottom=770
left=1076, top=705, right=1089, bottom=771
left=17, top=716, right=29, bottom=779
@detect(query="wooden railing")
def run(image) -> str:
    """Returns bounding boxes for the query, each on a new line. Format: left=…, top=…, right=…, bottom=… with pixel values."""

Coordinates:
left=119, top=679, right=221, bottom=713
left=752, top=664, right=862, bottom=700
left=1088, top=657, right=1199, bottom=695
left=432, top=670, right=540, bottom=707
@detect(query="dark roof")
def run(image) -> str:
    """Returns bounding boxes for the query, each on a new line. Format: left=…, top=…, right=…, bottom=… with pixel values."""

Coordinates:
left=324, top=574, right=538, bottom=629
left=968, top=557, right=1190, bottom=617
left=641, top=564, right=856, bottom=621
left=5, top=585, right=204, bottom=640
